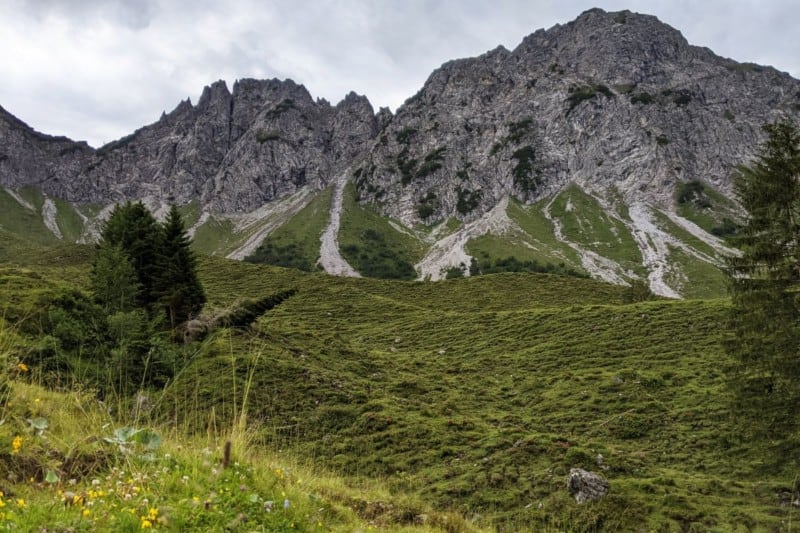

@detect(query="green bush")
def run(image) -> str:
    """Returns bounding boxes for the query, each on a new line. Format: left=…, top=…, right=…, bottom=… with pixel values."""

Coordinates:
left=417, top=191, right=440, bottom=220
left=416, top=147, right=446, bottom=179
left=245, top=241, right=315, bottom=271
left=456, top=188, right=482, bottom=215
left=444, top=265, right=465, bottom=279
left=566, top=84, right=613, bottom=113
left=265, top=98, right=296, bottom=118
left=672, top=91, right=692, bottom=106
left=507, top=118, right=533, bottom=144
left=340, top=232, right=417, bottom=280
left=511, top=146, right=541, bottom=193
left=395, top=127, right=417, bottom=145
left=676, top=180, right=711, bottom=208
left=630, top=92, right=654, bottom=105
left=397, top=149, right=418, bottom=185
left=473, top=256, right=587, bottom=278
left=710, top=217, right=741, bottom=237
left=255, top=130, right=280, bottom=143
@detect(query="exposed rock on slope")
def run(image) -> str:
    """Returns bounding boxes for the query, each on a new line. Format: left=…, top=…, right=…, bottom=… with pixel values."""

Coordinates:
left=354, top=8, right=800, bottom=224
left=1, top=8, right=799, bottom=296
left=1, top=80, right=378, bottom=213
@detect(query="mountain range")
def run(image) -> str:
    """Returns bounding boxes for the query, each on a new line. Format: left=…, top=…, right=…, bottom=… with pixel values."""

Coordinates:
left=2, top=8, right=799, bottom=297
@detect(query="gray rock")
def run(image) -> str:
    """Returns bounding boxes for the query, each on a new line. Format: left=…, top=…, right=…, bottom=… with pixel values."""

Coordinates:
left=567, top=468, right=609, bottom=503
left=1, top=79, right=376, bottom=214
left=1, top=8, right=799, bottom=229
left=355, top=8, right=800, bottom=225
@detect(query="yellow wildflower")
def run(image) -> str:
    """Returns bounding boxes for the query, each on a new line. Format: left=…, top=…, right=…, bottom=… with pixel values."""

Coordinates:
left=148, top=507, right=158, bottom=520
left=82, top=509, right=91, bottom=517
left=0, top=499, right=5, bottom=508
left=11, top=436, right=22, bottom=454
left=16, top=498, right=26, bottom=508
left=140, top=518, right=152, bottom=529
left=17, top=362, right=28, bottom=372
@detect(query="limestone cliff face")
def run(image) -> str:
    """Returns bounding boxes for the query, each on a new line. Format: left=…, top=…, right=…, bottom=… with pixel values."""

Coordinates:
left=355, top=8, right=800, bottom=225
left=1, top=8, right=799, bottom=222
left=0, top=79, right=377, bottom=213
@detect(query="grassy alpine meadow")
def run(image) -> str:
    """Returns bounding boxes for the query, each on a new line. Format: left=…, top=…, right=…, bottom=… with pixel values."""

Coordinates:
left=1, top=244, right=799, bottom=531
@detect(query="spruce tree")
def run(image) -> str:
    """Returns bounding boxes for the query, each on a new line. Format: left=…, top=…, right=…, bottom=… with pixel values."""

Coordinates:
left=98, top=201, right=163, bottom=309
left=90, top=243, right=140, bottom=314
left=726, top=120, right=800, bottom=443
left=155, top=205, right=206, bottom=327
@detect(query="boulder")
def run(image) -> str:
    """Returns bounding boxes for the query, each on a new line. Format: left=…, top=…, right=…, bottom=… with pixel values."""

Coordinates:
left=567, top=468, right=609, bottom=504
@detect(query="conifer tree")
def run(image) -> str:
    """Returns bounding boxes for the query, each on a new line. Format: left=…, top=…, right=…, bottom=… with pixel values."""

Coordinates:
left=726, top=120, right=800, bottom=443
left=98, top=201, right=163, bottom=308
left=90, top=243, right=140, bottom=314
left=155, top=205, right=206, bottom=327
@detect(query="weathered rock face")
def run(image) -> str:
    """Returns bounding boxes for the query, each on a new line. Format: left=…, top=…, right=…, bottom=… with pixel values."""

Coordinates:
left=1, top=8, right=799, bottom=222
left=355, top=8, right=800, bottom=225
left=0, top=79, right=378, bottom=213
left=0, top=106, right=94, bottom=190
left=567, top=468, right=610, bottom=504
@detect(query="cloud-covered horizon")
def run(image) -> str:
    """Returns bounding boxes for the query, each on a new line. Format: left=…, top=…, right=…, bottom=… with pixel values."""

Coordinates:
left=2, top=0, right=798, bottom=147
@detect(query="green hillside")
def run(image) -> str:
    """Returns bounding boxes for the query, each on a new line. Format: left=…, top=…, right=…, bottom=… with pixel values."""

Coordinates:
left=1, top=239, right=798, bottom=530
left=164, top=258, right=792, bottom=531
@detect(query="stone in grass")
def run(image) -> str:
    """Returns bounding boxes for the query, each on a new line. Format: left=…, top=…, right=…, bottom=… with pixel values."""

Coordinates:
left=567, top=468, right=609, bottom=504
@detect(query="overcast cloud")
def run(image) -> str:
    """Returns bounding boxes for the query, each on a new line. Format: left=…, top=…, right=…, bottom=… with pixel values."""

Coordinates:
left=1, top=0, right=798, bottom=147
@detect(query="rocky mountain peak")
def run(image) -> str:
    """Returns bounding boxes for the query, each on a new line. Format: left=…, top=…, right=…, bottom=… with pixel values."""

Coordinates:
left=1, top=9, right=799, bottom=229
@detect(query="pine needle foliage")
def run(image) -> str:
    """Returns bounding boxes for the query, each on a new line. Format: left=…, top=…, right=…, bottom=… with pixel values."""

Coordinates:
left=92, top=202, right=205, bottom=328
left=155, top=205, right=206, bottom=328
left=725, top=120, right=800, bottom=447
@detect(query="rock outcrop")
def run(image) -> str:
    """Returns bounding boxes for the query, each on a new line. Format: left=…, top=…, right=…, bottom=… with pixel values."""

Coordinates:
left=1, top=8, right=799, bottom=226
left=567, top=468, right=610, bottom=504
left=355, top=8, right=800, bottom=225
left=1, top=80, right=378, bottom=213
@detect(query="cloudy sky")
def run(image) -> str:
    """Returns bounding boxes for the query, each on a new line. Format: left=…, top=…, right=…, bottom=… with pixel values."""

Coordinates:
left=2, top=0, right=797, bottom=147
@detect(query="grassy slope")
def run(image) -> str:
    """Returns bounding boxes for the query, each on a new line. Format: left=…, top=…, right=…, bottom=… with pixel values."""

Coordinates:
left=191, top=216, right=239, bottom=256
left=157, top=256, right=795, bottom=531
left=548, top=185, right=643, bottom=276
left=649, top=210, right=728, bottom=299
left=0, top=188, right=58, bottom=246
left=675, top=182, right=740, bottom=234
left=339, top=184, right=426, bottom=279
left=245, top=187, right=333, bottom=269
left=0, top=263, right=480, bottom=532
left=467, top=199, right=585, bottom=274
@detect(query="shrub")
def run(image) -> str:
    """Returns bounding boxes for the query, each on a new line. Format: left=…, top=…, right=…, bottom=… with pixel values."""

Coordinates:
left=444, top=265, right=465, bottom=279
left=566, top=84, right=613, bottom=113
left=511, top=146, right=541, bottom=193
left=245, top=241, right=315, bottom=271
left=256, top=130, right=280, bottom=143
left=456, top=188, right=482, bottom=215
left=507, top=118, right=534, bottom=144
left=397, top=149, right=418, bottom=185
left=672, top=91, right=692, bottom=106
left=416, top=147, right=446, bottom=179
left=630, top=92, right=654, bottom=105
left=265, top=98, right=296, bottom=118
left=676, top=180, right=710, bottom=207
left=395, top=127, right=417, bottom=145
left=417, top=191, right=440, bottom=220
left=710, top=217, right=741, bottom=237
